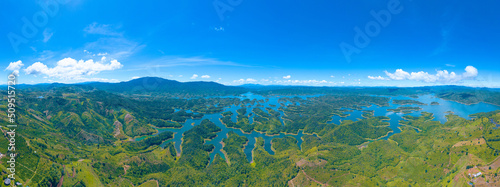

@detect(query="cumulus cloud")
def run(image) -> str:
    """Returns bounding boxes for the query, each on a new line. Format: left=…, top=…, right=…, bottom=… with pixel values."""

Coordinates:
left=283, top=75, right=291, bottom=79
left=6, top=60, right=24, bottom=71
left=23, top=57, right=123, bottom=79
left=463, top=66, right=478, bottom=78
left=368, top=76, right=389, bottom=80
left=382, top=66, right=478, bottom=83
left=5, top=60, right=24, bottom=76
left=190, top=74, right=199, bottom=79
left=233, top=78, right=257, bottom=84
left=201, top=75, right=211, bottom=79
left=384, top=69, right=410, bottom=80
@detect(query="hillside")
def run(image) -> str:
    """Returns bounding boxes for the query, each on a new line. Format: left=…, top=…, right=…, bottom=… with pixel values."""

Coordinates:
left=0, top=83, right=500, bottom=186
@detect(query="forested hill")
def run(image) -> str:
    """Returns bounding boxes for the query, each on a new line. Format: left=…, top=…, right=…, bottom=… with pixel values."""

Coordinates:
left=16, top=77, right=249, bottom=98
left=89, top=77, right=248, bottom=97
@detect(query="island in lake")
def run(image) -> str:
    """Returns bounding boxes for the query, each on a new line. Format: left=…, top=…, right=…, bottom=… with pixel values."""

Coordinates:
left=392, top=99, right=427, bottom=105
left=387, top=106, right=423, bottom=114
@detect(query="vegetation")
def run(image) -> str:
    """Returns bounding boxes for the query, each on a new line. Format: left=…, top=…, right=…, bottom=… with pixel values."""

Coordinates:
left=123, top=131, right=174, bottom=152
left=387, top=106, right=423, bottom=114
left=0, top=81, right=499, bottom=186
left=393, top=99, right=426, bottom=105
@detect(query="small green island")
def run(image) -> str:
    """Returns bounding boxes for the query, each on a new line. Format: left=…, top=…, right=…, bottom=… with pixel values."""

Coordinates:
left=387, top=107, right=423, bottom=114
left=431, top=101, right=440, bottom=105
left=393, top=99, right=427, bottom=105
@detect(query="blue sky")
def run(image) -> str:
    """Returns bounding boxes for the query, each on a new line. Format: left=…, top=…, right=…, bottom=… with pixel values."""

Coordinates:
left=1, top=0, right=499, bottom=87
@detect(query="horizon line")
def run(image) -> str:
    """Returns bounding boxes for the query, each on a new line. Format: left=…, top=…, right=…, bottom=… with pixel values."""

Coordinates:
left=1, top=76, right=499, bottom=89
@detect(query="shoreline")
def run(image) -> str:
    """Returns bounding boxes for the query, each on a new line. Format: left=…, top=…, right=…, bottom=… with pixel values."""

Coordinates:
left=177, top=136, right=184, bottom=157
left=366, top=130, right=394, bottom=141
left=219, top=116, right=318, bottom=137
left=398, top=122, right=422, bottom=133
left=250, top=137, right=257, bottom=164
left=437, top=97, right=500, bottom=107
left=219, top=137, right=230, bottom=165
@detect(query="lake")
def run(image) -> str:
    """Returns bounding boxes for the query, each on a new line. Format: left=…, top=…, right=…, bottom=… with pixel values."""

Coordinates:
left=137, top=92, right=500, bottom=164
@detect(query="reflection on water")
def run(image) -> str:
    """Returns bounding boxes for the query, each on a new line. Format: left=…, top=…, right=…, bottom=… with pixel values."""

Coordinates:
left=137, top=93, right=500, bottom=163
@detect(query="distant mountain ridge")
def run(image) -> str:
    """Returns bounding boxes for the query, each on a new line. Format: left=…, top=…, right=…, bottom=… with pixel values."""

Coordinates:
left=15, top=77, right=248, bottom=97
left=6, top=77, right=500, bottom=101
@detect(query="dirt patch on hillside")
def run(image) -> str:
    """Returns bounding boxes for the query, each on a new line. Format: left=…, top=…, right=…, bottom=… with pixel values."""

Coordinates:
left=124, top=114, right=134, bottom=123
left=288, top=170, right=323, bottom=187
left=113, top=121, right=123, bottom=137
left=480, top=156, right=500, bottom=172
left=452, top=138, right=485, bottom=148
left=296, top=158, right=327, bottom=168
left=124, top=165, right=131, bottom=175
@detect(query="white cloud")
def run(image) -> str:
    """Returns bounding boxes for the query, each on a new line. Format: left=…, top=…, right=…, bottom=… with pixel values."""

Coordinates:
left=233, top=78, right=257, bottom=84
left=283, top=75, right=291, bottom=79
left=36, top=50, right=55, bottom=61
left=368, top=76, right=389, bottom=80
left=178, top=75, right=183, bottom=77
left=76, top=77, right=120, bottom=83
left=6, top=60, right=24, bottom=71
left=330, top=75, right=335, bottom=78
left=83, top=37, right=144, bottom=59
left=42, top=29, right=53, bottom=43
left=384, top=69, right=410, bottom=80
left=214, top=27, right=225, bottom=32
left=190, top=74, right=198, bottom=79
left=23, top=57, right=123, bottom=80
left=382, top=66, right=478, bottom=83
left=445, top=64, right=455, bottom=67
left=131, top=76, right=140, bottom=80
left=463, top=66, right=478, bottom=78
left=84, top=22, right=122, bottom=36
left=275, top=79, right=328, bottom=85
left=137, top=56, right=252, bottom=70
left=233, top=79, right=244, bottom=83
left=201, top=75, right=210, bottom=79
left=5, top=60, right=24, bottom=76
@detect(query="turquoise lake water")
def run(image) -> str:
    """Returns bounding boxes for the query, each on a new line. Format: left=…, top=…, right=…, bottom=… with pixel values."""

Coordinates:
left=136, top=93, right=500, bottom=164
